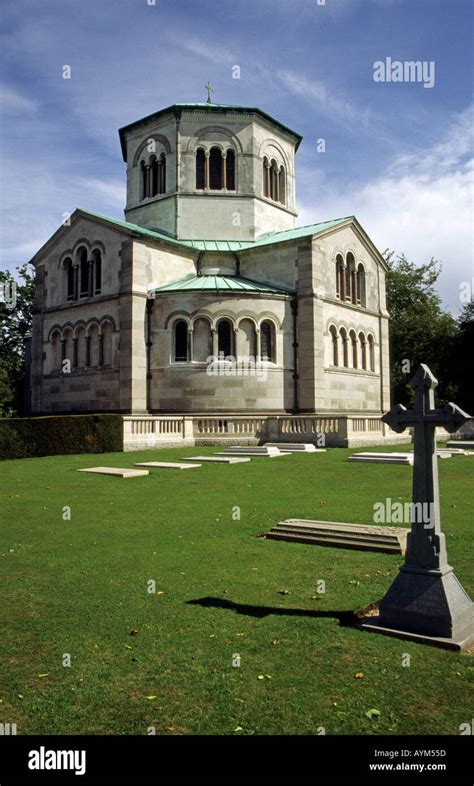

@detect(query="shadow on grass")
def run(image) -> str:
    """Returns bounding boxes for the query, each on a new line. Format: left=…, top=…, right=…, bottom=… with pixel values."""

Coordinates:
left=186, top=596, right=357, bottom=627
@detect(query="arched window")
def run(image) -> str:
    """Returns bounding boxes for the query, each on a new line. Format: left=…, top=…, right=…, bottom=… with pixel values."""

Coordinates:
left=329, top=326, right=338, bottom=366
left=192, top=318, right=212, bottom=362
left=346, top=252, right=355, bottom=303
left=174, top=320, right=188, bottom=362
left=349, top=330, right=358, bottom=368
left=357, top=264, right=366, bottom=306
left=335, top=254, right=344, bottom=300
left=368, top=334, right=375, bottom=372
left=340, top=328, right=349, bottom=368
left=196, top=148, right=206, bottom=189
left=217, top=319, right=233, bottom=357
left=91, top=249, right=102, bottom=295
left=359, top=332, right=367, bottom=370
left=260, top=320, right=275, bottom=362
left=239, top=319, right=256, bottom=359
left=140, top=160, right=147, bottom=199
left=101, top=322, right=113, bottom=367
left=50, top=330, right=61, bottom=372
left=64, top=257, right=74, bottom=301
left=209, top=147, right=223, bottom=190
left=226, top=149, right=235, bottom=190
left=88, top=324, right=100, bottom=367
left=270, top=159, right=279, bottom=201
left=78, top=247, right=89, bottom=298
left=75, top=326, right=86, bottom=368
left=263, top=157, right=270, bottom=197
left=62, top=328, right=73, bottom=370
left=147, top=153, right=166, bottom=197
left=279, top=167, right=286, bottom=205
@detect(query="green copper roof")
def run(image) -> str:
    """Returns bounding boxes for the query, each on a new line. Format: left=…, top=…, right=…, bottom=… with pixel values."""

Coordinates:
left=78, top=209, right=353, bottom=253
left=151, top=274, right=293, bottom=295
left=118, top=103, right=303, bottom=159
left=182, top=217, right=353, bottom=251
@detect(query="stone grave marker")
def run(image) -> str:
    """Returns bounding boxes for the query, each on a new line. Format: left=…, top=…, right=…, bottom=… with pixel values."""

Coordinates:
left=134, top=462, right=201, bottom=470
left=184, top=456, right=251, bottom=464
left=361, top=364, right=474, bottom=650
left=78, top=467, right=149, bottom=478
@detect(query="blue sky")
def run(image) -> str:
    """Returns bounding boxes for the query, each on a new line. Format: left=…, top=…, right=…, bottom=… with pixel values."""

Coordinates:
left=0, top=0, right=472, bottom=313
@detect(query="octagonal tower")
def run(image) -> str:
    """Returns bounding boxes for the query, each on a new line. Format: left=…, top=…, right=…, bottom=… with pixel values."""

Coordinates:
left=119, top=103, right=302, bottom=242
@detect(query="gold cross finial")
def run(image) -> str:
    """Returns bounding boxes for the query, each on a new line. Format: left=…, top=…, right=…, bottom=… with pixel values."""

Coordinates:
left=205, top=81, right=214, bottom=104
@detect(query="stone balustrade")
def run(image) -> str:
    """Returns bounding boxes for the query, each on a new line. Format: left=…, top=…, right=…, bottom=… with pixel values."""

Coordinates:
left=122, top=413, right=408, bottom=450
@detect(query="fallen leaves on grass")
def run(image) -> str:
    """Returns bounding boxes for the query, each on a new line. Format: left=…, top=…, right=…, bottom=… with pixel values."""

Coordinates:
left=146, top=695, right=157, bottom=700
left=354, top=672, right=364, bottom=679
left=365, top=708, right=381, bottom=719
left=130, top=629, right=139, bottom=636
left=257, top=674, right=272, bottom=680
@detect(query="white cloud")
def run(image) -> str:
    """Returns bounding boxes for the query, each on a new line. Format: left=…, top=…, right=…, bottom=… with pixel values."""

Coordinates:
left=77, top=178, right=125, bottom=209
left=0, top=85, right=38, bottom=113
left=298, top=106, right=474, bottom=315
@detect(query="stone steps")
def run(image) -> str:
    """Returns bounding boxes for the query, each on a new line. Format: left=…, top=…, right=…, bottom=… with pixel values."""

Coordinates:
left=265, top=519, right=409, bottom=554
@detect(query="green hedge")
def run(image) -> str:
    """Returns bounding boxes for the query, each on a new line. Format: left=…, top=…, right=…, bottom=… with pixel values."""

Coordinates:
left=0, top=414, right=123, bottom=460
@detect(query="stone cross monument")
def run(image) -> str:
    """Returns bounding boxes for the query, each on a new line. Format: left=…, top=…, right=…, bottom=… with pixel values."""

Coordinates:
left=362, top=364, right=474, bottom=650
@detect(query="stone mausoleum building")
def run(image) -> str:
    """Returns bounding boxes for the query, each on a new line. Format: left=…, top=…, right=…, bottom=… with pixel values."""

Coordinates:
left=29, top=100, right=396, bottom=448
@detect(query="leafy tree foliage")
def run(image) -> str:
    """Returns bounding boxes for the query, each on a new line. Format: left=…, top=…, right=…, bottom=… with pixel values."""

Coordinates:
left=446, top=301, right=474, bottom=415
left=384, top=252, right=458, bottom=406
left=0, top=264, right=35, bottom=416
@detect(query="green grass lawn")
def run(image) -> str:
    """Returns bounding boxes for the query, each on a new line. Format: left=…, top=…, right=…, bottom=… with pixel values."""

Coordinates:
left=1, top=444, right=473, bottom=736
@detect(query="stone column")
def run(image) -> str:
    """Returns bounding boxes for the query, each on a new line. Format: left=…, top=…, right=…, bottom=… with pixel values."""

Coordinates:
left=73, top=264, right=79, bottom=301
left=88, top=260, right=93, bottom=298
left=188, top=328, right=193, bottom=362
left=85, top=335, right=91, bottom=368
left=99, top=334, right=104, bottom=367
left=205, top=151, right=210, bottom=191
left=222, top=152, right=227, bottom=191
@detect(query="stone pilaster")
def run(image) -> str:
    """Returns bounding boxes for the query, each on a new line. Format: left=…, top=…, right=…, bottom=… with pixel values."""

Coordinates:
left=118, top=239, right=148, bottom=413
left=296, top=241, right=326, bottom=412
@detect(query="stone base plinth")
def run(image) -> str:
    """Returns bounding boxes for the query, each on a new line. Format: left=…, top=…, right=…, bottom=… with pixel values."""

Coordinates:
left=365, top=565, right=474, bottom=647
left=360, top=620, right=474, bottom=651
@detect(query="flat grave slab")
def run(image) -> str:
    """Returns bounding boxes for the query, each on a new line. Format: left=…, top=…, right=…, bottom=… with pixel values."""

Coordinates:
left=264, top=443, right=326, bottom=452
left=216, top=450, right=291, bottom=457
left=348, top=452, right=414, bottom=465
left=184, top=456, right=251, bottom=464
left=446, top=440, right=474, bottom=450
left=134, top=462, right=201, bottom=470
left=78, top=466, right=149, bottom=478
left=265, top=519, right=409, bottom=554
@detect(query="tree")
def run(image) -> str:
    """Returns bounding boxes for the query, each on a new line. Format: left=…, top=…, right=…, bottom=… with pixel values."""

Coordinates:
left=0, top=263, right=35, bottom=416
left=446, top=301, right=474, bottom=415
left=384, top=252, right=458, bottom=406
